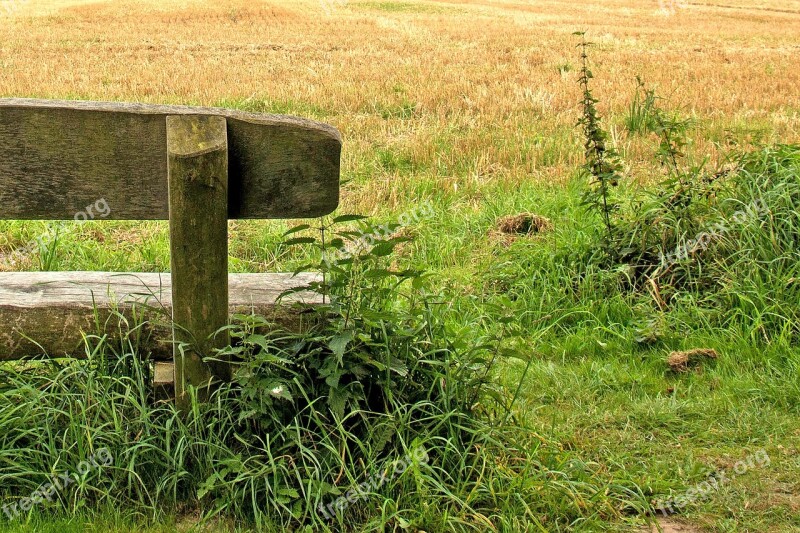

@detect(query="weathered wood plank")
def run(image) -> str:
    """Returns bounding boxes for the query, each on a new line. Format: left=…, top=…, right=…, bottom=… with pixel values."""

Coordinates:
left=0, top=271, right=321, bottom=361
left=153, top=362, right=176, bottom=402
left=0, top=98, right=341, bottom=220
left=167, top=114, right=230, bottom=407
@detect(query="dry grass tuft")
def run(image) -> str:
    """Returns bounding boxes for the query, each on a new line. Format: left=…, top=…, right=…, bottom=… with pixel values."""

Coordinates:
left=490, top=213, right=552, bottom=246
left=496, top=213, right=552, bottom=235
left=667, top=348, right=719, bottom=372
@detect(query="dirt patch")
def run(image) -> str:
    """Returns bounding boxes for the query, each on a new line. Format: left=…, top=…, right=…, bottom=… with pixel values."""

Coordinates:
left=491, top=213, right=552, bottom=245
left=495, top=213, right=552, bottom=235
left=667, top=348, right=718, bottom=372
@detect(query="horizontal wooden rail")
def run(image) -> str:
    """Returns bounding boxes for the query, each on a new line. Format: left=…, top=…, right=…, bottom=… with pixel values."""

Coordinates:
left=0, top=98, right=341, bottom=220
left=0, top=271, right=321, bottom=361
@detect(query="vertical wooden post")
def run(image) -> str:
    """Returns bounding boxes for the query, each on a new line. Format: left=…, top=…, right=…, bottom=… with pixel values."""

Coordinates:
left=166, top=115, right=230, bottom=411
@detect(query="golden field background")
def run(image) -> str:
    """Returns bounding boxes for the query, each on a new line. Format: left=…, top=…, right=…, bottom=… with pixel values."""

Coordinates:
left=1, top=0, right=799, bottom=213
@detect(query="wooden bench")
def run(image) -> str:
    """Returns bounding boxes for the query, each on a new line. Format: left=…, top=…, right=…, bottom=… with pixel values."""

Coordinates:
left=0, top=98, right=341, bottom=408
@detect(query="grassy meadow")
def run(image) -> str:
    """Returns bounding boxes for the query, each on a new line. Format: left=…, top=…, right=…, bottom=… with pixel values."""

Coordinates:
left=1, top=0, right=800, bottom=531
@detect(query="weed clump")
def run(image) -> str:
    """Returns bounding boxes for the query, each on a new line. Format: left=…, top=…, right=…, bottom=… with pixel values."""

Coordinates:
left=571, top=34, right=800, bottom=347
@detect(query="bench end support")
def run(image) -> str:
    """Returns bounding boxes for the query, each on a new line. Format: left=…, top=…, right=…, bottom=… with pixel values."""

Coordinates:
left=167, top=114, right=230, bottom=411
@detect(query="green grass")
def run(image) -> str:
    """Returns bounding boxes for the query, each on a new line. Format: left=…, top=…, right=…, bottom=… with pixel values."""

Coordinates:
left=3, top=155, right=799, bottom=531
left=4, top=150, right=800, bottom=528
left=0, top=224, right=653, bottom=531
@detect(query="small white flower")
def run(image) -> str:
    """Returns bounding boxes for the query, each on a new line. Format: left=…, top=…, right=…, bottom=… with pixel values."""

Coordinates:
left=270, top=385, right=284, bottom=396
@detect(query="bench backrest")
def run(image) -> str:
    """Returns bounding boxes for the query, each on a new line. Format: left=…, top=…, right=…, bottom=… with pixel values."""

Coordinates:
left=0, top=98, right=341, bottom=220
left=0, top=98, right=342, bottom=408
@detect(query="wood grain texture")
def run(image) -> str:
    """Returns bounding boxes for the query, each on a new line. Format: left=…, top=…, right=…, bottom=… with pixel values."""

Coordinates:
left=0, top=98, right=341, bottom=220
left=153, top=362, right=176, bottom=402
left=167, top=114, right=230, bottom=403
left=0, top=271, right=321, bottom=361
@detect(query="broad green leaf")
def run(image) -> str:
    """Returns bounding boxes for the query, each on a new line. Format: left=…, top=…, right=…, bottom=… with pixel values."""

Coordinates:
left=283, top=237, right=316, bottom=245
left=329, top=331, right=354, bottom=360
left=283, top=224, right=311, bottom=236
left=332, top=214, right=369, bottom=223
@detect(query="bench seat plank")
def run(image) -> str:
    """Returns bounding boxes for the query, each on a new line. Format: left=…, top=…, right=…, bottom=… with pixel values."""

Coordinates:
left=0, top=271, right=321, bottom=360
left=0, top=98, right=341, bottom=220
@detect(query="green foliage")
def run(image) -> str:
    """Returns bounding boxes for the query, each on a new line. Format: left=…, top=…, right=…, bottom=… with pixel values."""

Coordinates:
left=574, top=40, right=720, bottom=286
left=0, top=217, right=649, bottom=531
left=698, top=145, right=800, bottom=340
left=611, top=85, right=720, bottom=288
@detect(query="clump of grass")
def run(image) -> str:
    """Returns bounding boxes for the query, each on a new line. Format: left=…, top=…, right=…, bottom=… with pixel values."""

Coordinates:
left=563, top=34, right=800, bottom=353
left=36, top=223, right=62, bottom=271
left=624, top=77, right=658, bottom=135
left=699, top=144, right=800, bottom=341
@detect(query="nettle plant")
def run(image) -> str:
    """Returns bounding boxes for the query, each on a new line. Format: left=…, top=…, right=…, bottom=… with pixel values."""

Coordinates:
left=243, top=215, right=430, bottom=420
left=574, top=33, right=729, bottom=292
left=575, top=31, right=623, bottom=262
